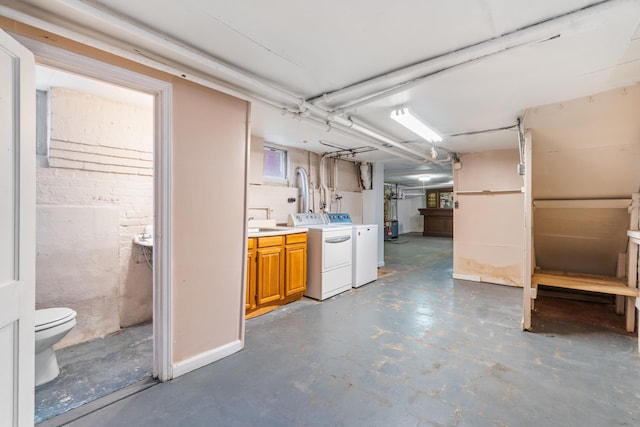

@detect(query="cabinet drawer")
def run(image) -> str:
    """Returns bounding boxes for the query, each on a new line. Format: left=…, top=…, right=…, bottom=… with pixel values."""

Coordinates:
left=247, top=237, right=256, bottom=250
left=286, top=233, right=307, bottom=245
left=258, top=235, right=284, bottom=248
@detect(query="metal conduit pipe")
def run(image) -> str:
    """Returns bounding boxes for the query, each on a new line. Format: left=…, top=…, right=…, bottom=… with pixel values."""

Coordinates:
left=310, top=0, right=635, bottom=110
left=296, top=101, right=431, bottom=160
left=55, top=0, right=307, bottom=107
left=301, top=116, right=424, bottom=163
left=9, top=0, right=439, bottom=163
left=295, top=167, right=310, bottom=213
left=319, top=155, right=329, bottom=212
left=9, top=0, right=433, bottom=162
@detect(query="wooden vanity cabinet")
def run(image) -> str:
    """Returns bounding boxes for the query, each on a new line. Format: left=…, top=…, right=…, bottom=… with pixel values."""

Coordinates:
left=245, top=238, right=256, bottom=310
left=256, top=235, right=285, bottom=305
left=246, top=232, right=307, bottom=318
left=285, top=233, right=307, bottom=296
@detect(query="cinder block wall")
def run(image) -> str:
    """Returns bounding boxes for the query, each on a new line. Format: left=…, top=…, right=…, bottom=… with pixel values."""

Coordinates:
left=36, top=87, right=154, bottom=347
left=248, top=136, right=364, bottom=224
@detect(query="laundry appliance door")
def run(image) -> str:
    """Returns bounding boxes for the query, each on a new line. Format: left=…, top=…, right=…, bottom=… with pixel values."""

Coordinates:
left=322, top=229, right=352, bottom=271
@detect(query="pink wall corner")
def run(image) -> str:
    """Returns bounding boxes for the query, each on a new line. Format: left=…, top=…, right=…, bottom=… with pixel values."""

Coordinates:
left=171, top=79, right=249, bottom=364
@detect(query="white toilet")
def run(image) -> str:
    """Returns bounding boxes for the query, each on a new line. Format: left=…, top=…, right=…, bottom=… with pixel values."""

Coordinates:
left=35, top=307, right=77, bottom=386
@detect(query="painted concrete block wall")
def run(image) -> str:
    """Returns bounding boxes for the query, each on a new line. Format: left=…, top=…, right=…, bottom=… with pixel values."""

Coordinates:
left=171, top=79, right=248, bottom=365
left=36, top=206, right=120, bottom=346
left=397, top=195, right=426, bottom=234
left=524, top=85, right=640, bottom=275
left=453, top=149, right=525, bottom=287
left=36, top=87, right=154, bottom=347
left=248, top=137, right=364, bottom=224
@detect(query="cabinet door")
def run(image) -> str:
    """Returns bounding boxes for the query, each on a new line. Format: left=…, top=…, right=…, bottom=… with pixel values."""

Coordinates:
left=245, top=250, right=256, bottom=310
left=257, top=246, right=284, bottom=304
left=285, top=244, right=306, bottom=296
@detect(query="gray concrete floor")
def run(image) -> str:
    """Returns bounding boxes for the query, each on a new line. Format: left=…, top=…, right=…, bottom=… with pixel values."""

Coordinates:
left=64, top=233, right=639, bottom=427
left=35, top=322, right=153, bottom=423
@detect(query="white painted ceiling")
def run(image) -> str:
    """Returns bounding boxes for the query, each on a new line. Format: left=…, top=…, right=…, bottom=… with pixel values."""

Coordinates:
left=5, top=0, right=640, bottom=187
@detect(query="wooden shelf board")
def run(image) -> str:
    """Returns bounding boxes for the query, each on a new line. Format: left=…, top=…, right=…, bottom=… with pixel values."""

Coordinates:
left=533, top=270, right=639, bottom=297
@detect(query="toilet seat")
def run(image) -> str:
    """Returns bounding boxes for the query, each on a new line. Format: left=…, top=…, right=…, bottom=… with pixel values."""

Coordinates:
left=35, top=308, right=77, bottom=332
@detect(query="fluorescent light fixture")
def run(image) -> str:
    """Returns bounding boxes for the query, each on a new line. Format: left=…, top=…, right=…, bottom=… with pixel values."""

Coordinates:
left=418, top=175, right=431, bottom=182
left=390, top=108, right=442, bottom=143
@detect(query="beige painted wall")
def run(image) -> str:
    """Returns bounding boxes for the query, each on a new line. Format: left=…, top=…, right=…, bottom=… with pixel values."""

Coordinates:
left=171, top=79, right=248, bottom=364
left=525, top=85, right=640, bottom=275
left=36, top=87, right=154, bottom=347
left=1, top=17, right=251, bottom=375
left=248, top=137, right=364, bottom=224
left=453, top=149, right=525, bottom=286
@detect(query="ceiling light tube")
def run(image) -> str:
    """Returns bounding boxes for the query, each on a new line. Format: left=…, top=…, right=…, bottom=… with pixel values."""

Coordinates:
left=390, top=108, right=442, bottom=143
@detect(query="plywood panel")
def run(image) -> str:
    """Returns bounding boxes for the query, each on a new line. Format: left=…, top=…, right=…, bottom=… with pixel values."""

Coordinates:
left=457, top=150, right=522, bottom=191
left=534, top=207, right=628, bottom=276
left=454, top=192, right=524, bottom=286
left=453, top=149, right=525, bottom=287
left=527, top=85, right=640, bottom=200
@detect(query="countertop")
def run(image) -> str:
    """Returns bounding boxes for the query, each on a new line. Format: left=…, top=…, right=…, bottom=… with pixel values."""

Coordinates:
left=248, top=226, right=307, bottom=237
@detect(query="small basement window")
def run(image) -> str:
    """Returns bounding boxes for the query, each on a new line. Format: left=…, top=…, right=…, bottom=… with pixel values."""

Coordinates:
left=263, top=146, right=288, bottom=183
left=36, top=89, right=49, bottom=160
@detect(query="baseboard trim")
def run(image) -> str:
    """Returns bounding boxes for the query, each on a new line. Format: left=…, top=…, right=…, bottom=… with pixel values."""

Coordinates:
left=452, top=273, right=481, bottom=282
left=172, top=339, right=243, bottom=378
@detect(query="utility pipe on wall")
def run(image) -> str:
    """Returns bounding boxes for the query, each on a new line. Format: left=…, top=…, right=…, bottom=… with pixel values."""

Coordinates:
left=295, top=166, right=309, bottom=213
left=7, top=0, right=635, bottom=165
left=6, top=0, right=434, bottom=163
left=309, top=0, right=635, bottom=111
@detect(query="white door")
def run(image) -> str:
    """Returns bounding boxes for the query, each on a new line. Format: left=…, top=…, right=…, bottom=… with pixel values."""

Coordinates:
left=0, top=30, right=36, bottom=427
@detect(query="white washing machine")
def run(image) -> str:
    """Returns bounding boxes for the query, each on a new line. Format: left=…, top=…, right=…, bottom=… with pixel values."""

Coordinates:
left=325, top=213, right=378, bottom=288
left=288, top=213, right=353, bottom=300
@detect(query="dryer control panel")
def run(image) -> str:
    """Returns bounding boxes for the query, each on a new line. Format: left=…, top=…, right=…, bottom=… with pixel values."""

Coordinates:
left=325, top=213, right=353, bottom=224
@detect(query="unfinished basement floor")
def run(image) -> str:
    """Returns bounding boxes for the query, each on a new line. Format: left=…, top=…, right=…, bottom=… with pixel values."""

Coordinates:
left=55, top=233, right=639, bottom=426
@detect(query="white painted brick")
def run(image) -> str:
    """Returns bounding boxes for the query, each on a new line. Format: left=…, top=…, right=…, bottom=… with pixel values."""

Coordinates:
left=139, top=152, right=154, bottom=161
left=48, top=158, right=82, bottom=169
left=38, top=86, right=154, bottom=341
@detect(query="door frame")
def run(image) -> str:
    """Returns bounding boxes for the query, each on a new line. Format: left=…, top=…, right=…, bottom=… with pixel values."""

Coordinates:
left=0, top=28, right=36, bottom=427
left=15, top=36, right=174, bottom=381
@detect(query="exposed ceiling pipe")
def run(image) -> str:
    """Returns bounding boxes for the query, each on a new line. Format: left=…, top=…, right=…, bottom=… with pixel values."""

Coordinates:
left=302, top=115, right=424, bottom=163
left=309, top=0, right=635, bottom=111
left=24, top=0, right=433, bottom=162
left=53, top=0, right=306, bottom=106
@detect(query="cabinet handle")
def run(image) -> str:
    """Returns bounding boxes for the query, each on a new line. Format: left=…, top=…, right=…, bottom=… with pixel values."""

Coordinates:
left=325, top=236, right=351, bottom=244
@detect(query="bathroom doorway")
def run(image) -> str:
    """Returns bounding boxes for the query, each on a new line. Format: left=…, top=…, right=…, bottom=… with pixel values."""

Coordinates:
left=34, top=65, right=154, bottom=422
left=27, top=39, right=173, bottom=421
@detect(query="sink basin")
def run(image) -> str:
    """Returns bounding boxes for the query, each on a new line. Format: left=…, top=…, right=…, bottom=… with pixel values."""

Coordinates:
left=133, top=234, right=153, bottom=247
left=248, top=227, right=281, bottom=233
